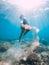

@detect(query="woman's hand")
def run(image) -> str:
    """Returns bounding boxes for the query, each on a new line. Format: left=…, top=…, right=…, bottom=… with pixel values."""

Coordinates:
left=32, top=27, right=39, bottom=33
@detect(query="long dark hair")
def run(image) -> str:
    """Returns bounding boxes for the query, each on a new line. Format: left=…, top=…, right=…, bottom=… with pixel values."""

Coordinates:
left=20, top=15, right=24, bottom=19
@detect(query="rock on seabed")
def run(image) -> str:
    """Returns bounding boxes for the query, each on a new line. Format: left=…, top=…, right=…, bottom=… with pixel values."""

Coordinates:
left=0, top=41, right=49, bottom=65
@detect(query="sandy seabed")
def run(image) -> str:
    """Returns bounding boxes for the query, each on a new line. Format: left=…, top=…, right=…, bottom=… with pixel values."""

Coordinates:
left=0, top=40, right=49, bottom=65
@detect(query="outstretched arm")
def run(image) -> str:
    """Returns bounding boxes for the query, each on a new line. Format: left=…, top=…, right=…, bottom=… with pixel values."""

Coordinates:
left=20, top=24, right=39, bottom=33
left=23, top=25, right=39, bottom=33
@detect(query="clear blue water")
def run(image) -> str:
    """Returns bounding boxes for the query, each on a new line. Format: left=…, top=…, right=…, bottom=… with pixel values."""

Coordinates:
left=0, top=0, right=49, bottom=44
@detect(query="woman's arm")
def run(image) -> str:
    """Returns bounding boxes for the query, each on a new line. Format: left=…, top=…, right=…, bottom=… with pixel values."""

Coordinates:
left=20, top=23, right=39, bottom=33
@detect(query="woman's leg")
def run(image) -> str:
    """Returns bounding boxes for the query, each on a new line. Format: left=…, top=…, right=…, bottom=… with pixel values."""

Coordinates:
left=23, top=30, right=30, bottom=36
left=19, top=28, right=25, bottom=42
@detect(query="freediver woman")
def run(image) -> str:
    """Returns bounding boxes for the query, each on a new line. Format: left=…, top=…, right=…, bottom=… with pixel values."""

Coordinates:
left=19, top=15, right=39, bottom=42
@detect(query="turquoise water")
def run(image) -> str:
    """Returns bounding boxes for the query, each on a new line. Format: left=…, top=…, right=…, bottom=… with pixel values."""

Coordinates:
left=0, top=1, right=49, bottom=64
left=0, top=0, right=49, bottom=44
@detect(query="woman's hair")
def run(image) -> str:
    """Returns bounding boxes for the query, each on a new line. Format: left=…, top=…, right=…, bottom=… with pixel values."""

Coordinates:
left=20, top=15, right=24, bottom=19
